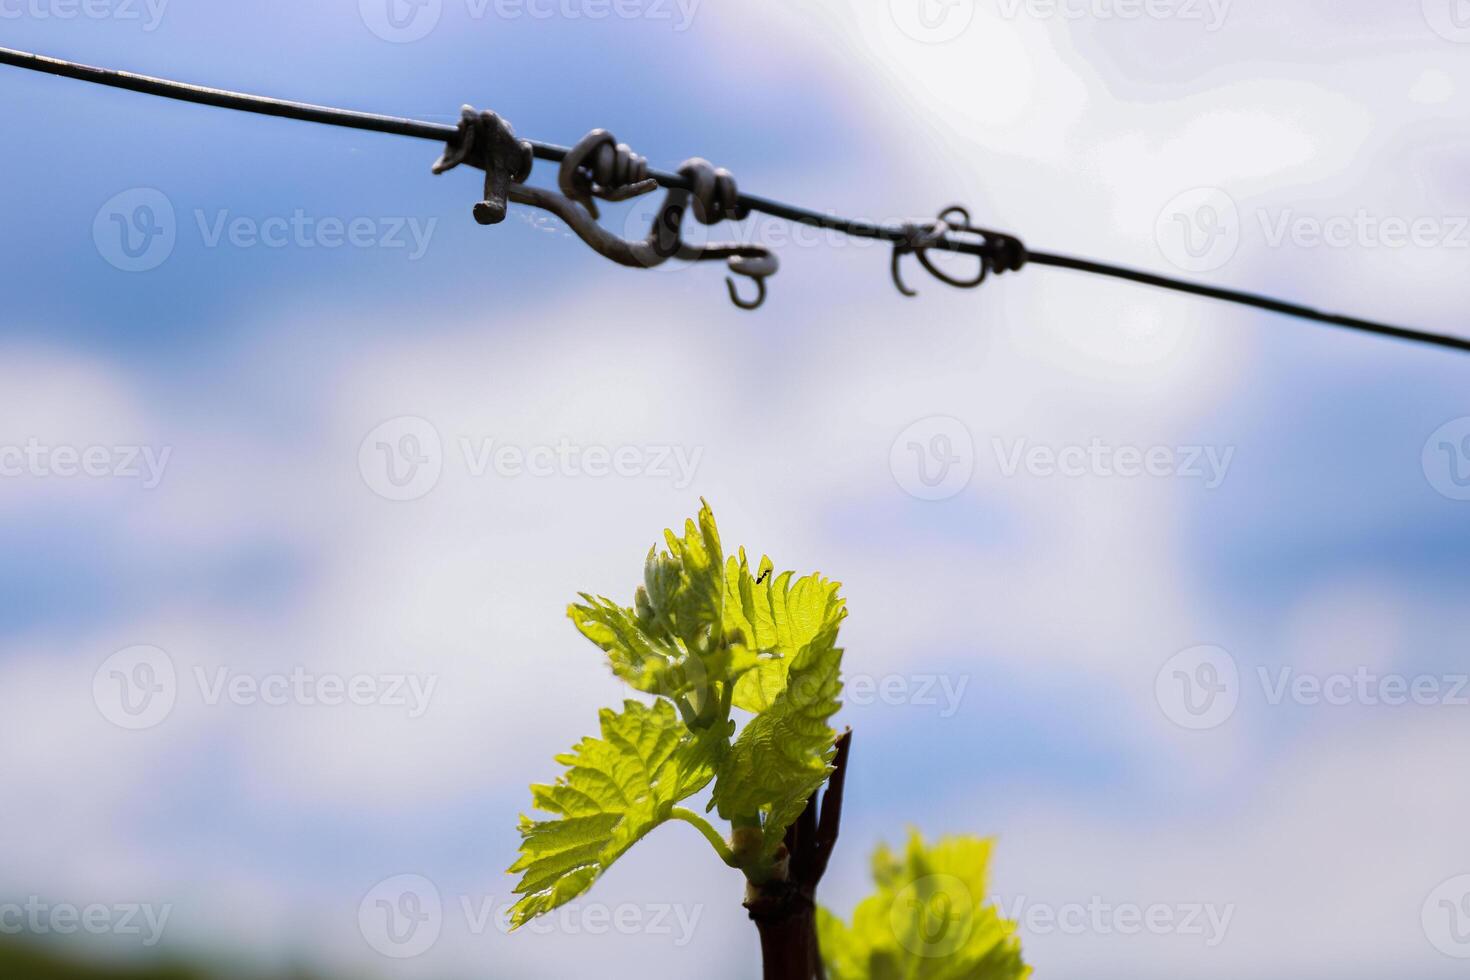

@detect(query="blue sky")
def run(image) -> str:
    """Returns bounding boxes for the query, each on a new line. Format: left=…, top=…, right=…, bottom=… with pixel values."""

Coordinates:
left=2, top=3, right=1470, bottom=978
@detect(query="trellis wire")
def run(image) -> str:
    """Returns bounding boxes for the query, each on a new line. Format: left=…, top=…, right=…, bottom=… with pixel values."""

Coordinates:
left=2, top=45, right=1465, bottom=356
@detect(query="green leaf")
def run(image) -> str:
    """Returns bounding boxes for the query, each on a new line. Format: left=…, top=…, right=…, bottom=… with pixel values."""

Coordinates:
left=507, top=699, right=726, bottom=928
left=568, top=595, right=692, bottom=698
left=710, top=638, right=843, bottom=854
left=818, top=831, right=1030, bottom=980
left=569, top=502, right=744, bottom=715
left=643, top=500, right=725, bottom=652
left=722, top=547, right=846, bottom=713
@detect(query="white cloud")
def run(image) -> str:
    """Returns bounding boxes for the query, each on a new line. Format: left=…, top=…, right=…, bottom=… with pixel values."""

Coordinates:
left=985, top=712, right=1470, bottom=979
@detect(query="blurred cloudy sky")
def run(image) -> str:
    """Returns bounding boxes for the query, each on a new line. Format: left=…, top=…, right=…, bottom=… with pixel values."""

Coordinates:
left=2, top=1, right=1470, bottom=978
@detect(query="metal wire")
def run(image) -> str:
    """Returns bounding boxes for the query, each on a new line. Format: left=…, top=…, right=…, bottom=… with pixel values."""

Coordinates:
left=1027, top=252, right=1470, bottom=354
left=2, top=44, right=1466, bottom=355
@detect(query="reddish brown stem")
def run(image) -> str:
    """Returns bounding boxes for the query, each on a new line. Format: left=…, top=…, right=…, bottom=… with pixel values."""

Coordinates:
left=748, top=881, right=820, bottom=980
left=744, top=729, right=852, bottom=980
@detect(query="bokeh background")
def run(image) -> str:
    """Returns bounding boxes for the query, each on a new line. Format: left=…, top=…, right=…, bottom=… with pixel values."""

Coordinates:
left=3, top=1, right=1470, bottom=977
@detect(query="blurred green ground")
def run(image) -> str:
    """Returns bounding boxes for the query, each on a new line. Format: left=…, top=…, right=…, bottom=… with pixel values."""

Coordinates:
left=0, top=939, right=323, bottom=979
left=0, top=940, right=203, bottom=979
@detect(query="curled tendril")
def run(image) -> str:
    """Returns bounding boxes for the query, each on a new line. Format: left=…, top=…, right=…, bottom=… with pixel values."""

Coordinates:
left=434, top=113, right=776, bottom=309
left=558, top=129, right=658, bottom=220
left=892, top=205, right=1028, bottom=298
left=680, top=157, right=746, bottom=226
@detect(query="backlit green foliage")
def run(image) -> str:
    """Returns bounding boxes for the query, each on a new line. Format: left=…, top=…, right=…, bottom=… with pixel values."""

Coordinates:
left=509, top=502, right=848, bottom=926
left=818, top=831, right=1030, bottom=980
left=507, top=699, right=725, bottom=927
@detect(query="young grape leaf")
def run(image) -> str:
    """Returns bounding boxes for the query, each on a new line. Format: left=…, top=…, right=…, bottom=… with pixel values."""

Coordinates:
left=709, top=636, right=844, bottom=855
left=818, top=831, right=1030, bottom=980
left=569, top=502, right=746, bottom=710
left=507, top=698, right=727, bottom=928
left=568, top=596, right=690, bottom=697
left=641, top=501, right=725, bottom=652
left=722, top=546, right=846, bottom=713
left=526, top=501, right=851, bottom=919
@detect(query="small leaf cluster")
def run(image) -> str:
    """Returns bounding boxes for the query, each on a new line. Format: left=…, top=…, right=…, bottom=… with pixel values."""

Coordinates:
left=818, top=832, right=1030, bottom=980
left=508, top=502, right=847, bottom=927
